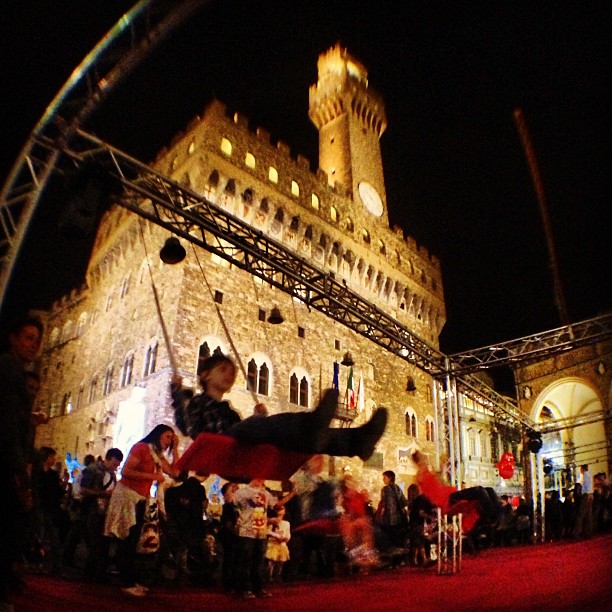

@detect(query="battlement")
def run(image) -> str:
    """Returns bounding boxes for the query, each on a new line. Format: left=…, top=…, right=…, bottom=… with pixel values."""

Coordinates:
left=150, top=96, right=440, bottom=275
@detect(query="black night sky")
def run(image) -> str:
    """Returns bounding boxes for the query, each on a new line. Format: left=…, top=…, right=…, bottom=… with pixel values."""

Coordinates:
left=1, top=1, right=609, bottom=357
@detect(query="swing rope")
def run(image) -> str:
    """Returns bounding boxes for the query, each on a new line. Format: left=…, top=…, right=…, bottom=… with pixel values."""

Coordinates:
left=189, top=243, right=259, bottom=404
left=137, top=219, right=178, bottom=374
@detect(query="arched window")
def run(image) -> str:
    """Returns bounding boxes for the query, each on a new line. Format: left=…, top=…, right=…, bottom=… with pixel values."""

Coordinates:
left=62, top=393, right=72, bottom=416
left=103, top=364, right=114, bottom=395
left=89, top=375, right=98, bottom=403
left=311, top=193, right=320, bottom=210
left=77, top=312, right=88, bottom=337
left=197, top=339, right=225, bottom=373
left=362, top=228, right=371, bottom=244
left=247, top=360, right=257, bottom=393
left=426, top=417, right=436, bottom=442
left=76, top=383, right=84, bottom=411
left=291, top=180, right=300, bottom=197
left=258, top=363, right=269, bottom=396
left=199, top=342, right=211, bottom=367
left=247, top=357, right=270, bottom=396
left=144, top=342, right=158, bottom=376
left=121, top=353, right=134, bottom=387
left=120, top=274, right=131, bottom=299
left=242, top=188, right=254, bottom=204
left=289, top=373, right=299, bottom=404
left=208, top=170, right=220, bottom=188
left=203, top=170, right=220, bottom=199
left=289, top=371, right=310, bottom=407
left=299, top=376, right=309, bottom=407
left=245, top=152, right=256, bottom=168
left=405, top=409, right=418, bottom=437
left=268, top=166, right=278, bottom=183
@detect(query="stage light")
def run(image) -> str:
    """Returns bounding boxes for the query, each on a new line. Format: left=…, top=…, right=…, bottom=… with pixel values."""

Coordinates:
left=527, top=430, right=543, bottom=453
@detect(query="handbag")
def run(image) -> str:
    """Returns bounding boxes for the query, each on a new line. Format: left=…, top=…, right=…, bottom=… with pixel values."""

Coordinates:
left=136, top=498, right=160, bottom=554
left=136, top=444, right=162, bottom=554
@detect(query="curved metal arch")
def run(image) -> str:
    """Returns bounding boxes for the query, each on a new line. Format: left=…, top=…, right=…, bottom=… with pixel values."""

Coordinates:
left=0, top=0, right=206, bottom=311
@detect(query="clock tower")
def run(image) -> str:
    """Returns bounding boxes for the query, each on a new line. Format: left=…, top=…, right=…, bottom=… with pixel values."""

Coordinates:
left=309, top=44, right=388, bottom=224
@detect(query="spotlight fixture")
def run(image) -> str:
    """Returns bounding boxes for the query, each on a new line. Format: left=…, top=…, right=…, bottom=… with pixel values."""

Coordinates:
left=543, top=458, right=553, bottom=475
left=267, top=306, right=284, bottom=324
left=527, top=430, right=543, bottom=454
left=160, top=237, right=186, bottom=264
left=340, top=351, right=355, bottom=367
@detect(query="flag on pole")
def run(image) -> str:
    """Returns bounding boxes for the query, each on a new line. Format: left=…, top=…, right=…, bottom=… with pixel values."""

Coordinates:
left=332, top=361, right=339, bottom=390
left=357, top=370, right=365, bottom=413
left=346, top=367, right=355, bottom=409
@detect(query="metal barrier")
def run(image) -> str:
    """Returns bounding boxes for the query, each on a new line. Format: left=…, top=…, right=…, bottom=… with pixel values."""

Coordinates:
left=436, top=509, right=462, bottom=575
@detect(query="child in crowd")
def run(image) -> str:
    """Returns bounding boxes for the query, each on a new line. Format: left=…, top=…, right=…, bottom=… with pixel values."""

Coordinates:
left=207, top=493, right=222, bottom=523
left=233, top=479, right=277, bottom=599
left=266, top=504, right=291, bottom=581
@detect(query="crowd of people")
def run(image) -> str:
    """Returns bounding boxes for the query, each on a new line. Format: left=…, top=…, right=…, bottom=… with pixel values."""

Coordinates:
left=12, top=440, right=612, bottom=603
left=2, top=315, right=611, bottom=607
left=544, top=466, right=611, bottom=542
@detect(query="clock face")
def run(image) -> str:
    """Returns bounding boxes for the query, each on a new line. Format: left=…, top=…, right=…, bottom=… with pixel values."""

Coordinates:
left=358, top=181, right=383, bottom=217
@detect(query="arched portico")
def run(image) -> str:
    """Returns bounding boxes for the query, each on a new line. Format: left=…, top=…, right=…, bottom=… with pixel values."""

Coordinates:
left=531, top=377, right=607, bottom=478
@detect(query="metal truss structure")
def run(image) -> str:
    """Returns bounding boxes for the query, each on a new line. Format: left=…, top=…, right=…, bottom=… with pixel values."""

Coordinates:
left=0, top=0, right=205, bottom=300
left=448, top=315, right=612, bottom=376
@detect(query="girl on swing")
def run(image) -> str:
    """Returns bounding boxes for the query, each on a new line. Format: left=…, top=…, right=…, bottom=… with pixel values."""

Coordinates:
left=171, top=353, right=387, bottom=461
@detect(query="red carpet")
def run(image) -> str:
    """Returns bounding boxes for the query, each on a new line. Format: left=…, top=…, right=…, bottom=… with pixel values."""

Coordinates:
left=11, top=534, right=612, bottom=611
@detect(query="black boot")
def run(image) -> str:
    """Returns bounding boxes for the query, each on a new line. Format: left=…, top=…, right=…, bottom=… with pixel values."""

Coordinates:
left=353, top=409, right=388, bottom=460
left=310, top=388, right=339, bottom=430
left=307, top=389, right=339, bottom=452
left=323, top=408, right=388, bottom=460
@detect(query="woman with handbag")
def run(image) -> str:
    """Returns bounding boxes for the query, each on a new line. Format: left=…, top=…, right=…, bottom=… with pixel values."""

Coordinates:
left=375, top=470, right=409, bottom=547
left=104, top=424, right=180, bottom=597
